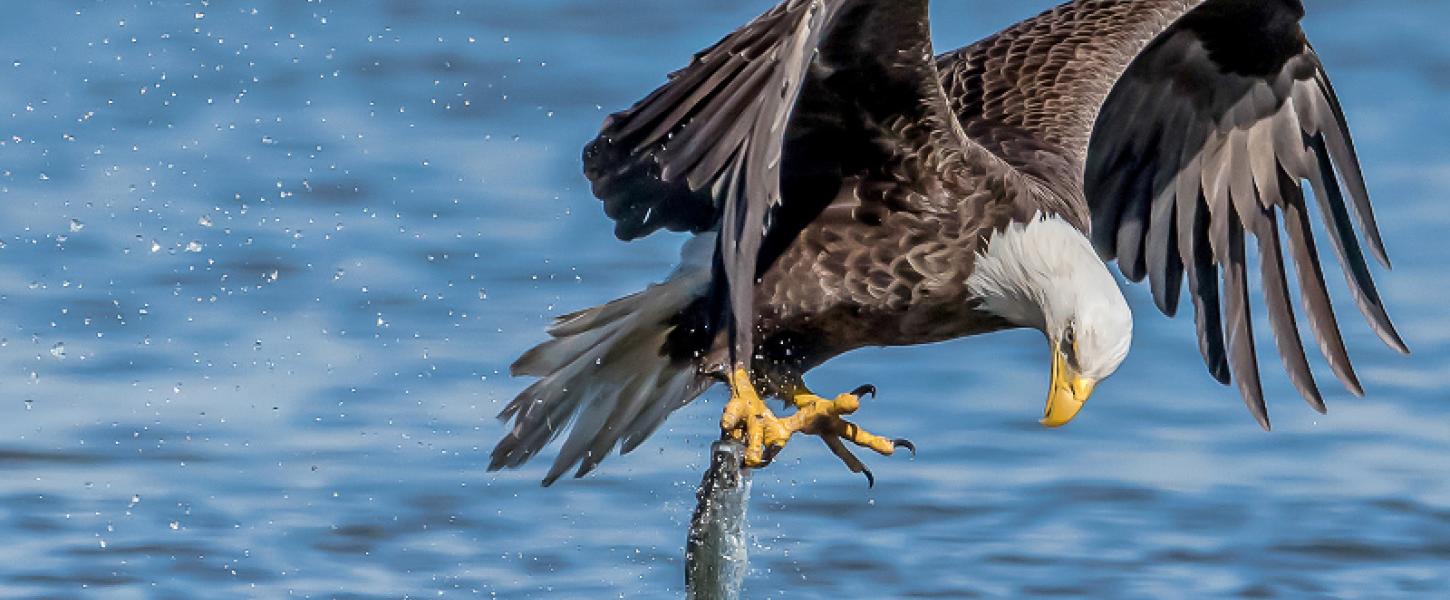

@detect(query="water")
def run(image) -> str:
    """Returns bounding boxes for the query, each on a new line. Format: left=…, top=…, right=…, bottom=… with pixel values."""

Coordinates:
left=0, top=1, right=1446, bottom=598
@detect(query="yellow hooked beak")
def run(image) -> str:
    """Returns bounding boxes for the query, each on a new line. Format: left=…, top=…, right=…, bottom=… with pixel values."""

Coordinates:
left=1040, top=337, right=1097, bottom=428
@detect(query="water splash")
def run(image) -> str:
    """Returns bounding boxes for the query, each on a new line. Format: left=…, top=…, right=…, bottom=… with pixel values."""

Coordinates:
left=686, top=441, right=752, bottom=600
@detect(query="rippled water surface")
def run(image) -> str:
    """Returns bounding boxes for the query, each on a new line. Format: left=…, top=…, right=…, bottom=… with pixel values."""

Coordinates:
left=1, top=1, right=1447, bottom=598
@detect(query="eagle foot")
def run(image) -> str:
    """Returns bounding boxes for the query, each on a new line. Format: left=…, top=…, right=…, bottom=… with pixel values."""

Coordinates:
left=720, top=368, right=792, bottom=468
left=719, top=369, right=912, bottom=484
left=786, top=387, right=912, bottom=487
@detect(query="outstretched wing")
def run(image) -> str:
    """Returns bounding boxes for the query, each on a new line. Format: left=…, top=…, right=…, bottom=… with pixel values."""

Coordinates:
left=583, top=0, right=980, bottom=360
left=940, top=0, right=1406, bottom=428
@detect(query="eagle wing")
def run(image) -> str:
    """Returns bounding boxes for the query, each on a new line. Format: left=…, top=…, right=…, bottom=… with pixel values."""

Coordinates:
left=941, top=0, right=1406, bottom=428
left=583, top=0, right=1000, bottom=361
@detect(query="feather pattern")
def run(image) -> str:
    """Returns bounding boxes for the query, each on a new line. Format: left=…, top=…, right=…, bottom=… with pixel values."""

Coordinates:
left=583, top=0, right=1020, bottom=364
left=491, top=237, right=715, bottom=485
left=939, top=0, right=1405, bottom=426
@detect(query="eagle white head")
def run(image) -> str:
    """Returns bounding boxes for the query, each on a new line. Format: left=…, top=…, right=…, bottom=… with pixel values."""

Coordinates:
left=966, top=214, right=1134, bottom=427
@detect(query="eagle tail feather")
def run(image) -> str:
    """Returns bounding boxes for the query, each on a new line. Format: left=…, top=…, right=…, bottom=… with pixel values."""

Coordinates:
left=490, top=235, right=716, bottom=485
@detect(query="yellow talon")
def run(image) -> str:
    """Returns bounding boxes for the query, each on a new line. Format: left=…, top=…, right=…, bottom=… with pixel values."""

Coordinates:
left=719, top=369, right=911, bottom=481
left=719, top=368, right=789, bottom=467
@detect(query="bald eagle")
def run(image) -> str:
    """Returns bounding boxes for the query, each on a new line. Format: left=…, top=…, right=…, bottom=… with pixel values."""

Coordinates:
left=490, top=0, right=1406, bottom=486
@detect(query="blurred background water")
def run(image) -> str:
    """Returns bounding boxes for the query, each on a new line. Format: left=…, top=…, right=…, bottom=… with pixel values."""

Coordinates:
left=0, top=1, right=1446, bottom=598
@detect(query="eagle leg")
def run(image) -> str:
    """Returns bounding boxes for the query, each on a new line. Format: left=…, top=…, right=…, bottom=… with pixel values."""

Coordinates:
left=720, top=368, right=792, bottom=468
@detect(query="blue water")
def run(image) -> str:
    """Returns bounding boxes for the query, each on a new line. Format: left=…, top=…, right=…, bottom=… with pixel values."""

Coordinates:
left=0, top=1, right=1446, bottom=598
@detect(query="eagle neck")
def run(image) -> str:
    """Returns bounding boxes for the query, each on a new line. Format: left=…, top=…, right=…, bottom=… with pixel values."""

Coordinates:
left=966, top=213, right=1119, bottom=334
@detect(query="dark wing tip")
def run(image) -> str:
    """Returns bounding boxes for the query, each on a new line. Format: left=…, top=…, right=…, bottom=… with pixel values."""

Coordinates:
left=1236, top=359, right=1270, bottom=433
left=487, top=438, right=521, bottom=473
left=1210, top=360, right=1232, bottom=386
left=586, top=134, right=719, bottom=242
left=1381, top=323, right=1412, bottom=356
left=1302, top=387, right=1328, bottom=414
left=1254, top=412, right=1273, bottom=432
left=1155, top=292, right=1181, bottom=318
left=539, top=450, right=577, bottom=487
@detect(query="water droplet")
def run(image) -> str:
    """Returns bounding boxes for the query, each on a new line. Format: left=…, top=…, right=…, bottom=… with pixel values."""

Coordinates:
left=49, top=342, right=66, bottom=359
left=198, top=215, right=214, bottom=227
left=68, top=219, right=85, bottom=233
left=185, top=241, right=203, bottom=253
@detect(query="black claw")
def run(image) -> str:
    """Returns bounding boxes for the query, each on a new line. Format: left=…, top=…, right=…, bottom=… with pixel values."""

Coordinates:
left=862, top=466, right=875, bottom=488
left=893, top=438, right=916, bottom=457
left=850, top=384, right=877, bottom=399
left=761, top=444, right=784, bottom=466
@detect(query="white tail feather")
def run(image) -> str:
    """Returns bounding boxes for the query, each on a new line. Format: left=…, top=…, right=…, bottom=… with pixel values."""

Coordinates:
left=491, top=234, right=716, bottom=485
